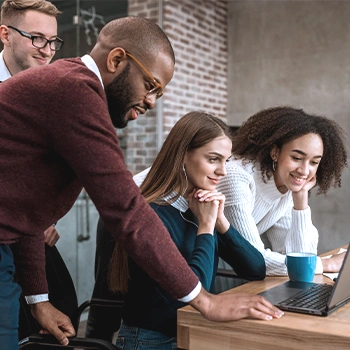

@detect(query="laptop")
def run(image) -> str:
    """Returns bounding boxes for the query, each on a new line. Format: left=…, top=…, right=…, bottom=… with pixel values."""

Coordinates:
left=259, top=244, right=350, bottom=316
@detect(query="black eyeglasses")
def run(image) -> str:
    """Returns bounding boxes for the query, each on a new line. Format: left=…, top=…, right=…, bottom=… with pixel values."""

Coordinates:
left=8, top=25, right=64, bottom=51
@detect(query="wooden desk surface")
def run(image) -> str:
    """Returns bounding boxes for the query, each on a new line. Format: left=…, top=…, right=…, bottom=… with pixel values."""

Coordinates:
left=177, top=246, right=350, bottom=350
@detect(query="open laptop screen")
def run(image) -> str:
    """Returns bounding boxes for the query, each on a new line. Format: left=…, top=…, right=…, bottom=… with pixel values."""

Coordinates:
left=328, top=245, right=350, bottom=310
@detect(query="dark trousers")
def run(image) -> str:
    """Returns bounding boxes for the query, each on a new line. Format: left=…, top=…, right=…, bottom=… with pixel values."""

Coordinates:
left=85, top=218, right=124, bottom=342
left=0, top=244, right=22, bottom=350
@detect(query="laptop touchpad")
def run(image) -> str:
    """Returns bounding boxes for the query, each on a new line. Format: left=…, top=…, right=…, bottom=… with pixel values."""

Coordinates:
left=259, top=281, right=316, bottom=305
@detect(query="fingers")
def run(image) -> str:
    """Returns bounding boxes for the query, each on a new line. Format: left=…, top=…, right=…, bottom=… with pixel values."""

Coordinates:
left=229, top=295, right=283, bottom=321
left=247, top=295, right=284, bottom=320
left=248, top=308, right=277, bottom=321
left=49, top=328, right=69, bottom=346
left=39, top=329, right=70, bottom=346
left=44, top=226, right=60, bottom=246
left=31, top=302, right=76, bottom=346
left=194, top=189, right=225, bottom=202
left=41, top=321, right=75, bottom=346
left=304, top=176, right=317, bottom=191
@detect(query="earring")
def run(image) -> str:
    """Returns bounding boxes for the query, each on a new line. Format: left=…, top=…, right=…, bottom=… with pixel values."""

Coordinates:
left=182, top=165, right=188, bottom=197
left=272, top=160, right=277, bottom=172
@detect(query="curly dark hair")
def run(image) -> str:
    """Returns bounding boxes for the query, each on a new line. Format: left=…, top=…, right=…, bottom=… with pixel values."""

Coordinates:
left=232, top=106, right=348, bottom=194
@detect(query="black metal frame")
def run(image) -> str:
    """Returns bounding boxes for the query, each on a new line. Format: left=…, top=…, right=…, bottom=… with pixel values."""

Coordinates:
left=19, top=334, right=118, bottom=349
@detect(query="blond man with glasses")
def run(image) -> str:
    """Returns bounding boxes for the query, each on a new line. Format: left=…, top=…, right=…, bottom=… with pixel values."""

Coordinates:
left=0, top=0, right=62, bottom=79
left=0, top=1, right=62, bottom=349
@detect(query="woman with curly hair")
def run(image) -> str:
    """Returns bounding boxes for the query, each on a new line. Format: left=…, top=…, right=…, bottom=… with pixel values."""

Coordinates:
left=214, top=106, right=348, bottom=276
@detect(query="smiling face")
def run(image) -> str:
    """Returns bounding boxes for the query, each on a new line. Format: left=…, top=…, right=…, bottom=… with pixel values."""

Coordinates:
left=271, top=133, right=324, bottom=193
left=3, top=10, right=58, bottom=75
left=183, top=135, right=232, bottom=196
left=106, top=51, right=174, bottom=129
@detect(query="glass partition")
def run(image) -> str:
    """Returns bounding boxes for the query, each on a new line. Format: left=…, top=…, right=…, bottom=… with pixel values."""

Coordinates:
left=51, top=0, right=127, bottom=59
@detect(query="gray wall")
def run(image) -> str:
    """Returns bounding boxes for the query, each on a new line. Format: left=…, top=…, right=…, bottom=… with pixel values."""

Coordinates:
left=227, top=1, right=350, bottom=253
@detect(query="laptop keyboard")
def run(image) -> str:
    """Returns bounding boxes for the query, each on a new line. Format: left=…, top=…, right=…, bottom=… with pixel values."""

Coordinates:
left=280, top=284, right=333, bottom=309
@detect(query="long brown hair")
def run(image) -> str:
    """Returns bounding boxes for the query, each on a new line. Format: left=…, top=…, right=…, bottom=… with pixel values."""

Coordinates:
left=108, top=111, right=233, bottom=293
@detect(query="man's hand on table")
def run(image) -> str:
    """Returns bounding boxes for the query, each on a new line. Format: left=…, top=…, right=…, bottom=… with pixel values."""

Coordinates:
left=189, top=287, right=284, bottom=322
left=30, top=301, right=75, bottom=346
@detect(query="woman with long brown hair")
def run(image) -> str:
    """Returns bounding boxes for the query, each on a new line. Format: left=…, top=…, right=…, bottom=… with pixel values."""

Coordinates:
left=110, top=111, right=281, bottom=350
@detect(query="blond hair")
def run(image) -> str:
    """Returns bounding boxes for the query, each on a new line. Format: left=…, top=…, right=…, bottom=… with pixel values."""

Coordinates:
left=1, top=0, right=61, bottom=25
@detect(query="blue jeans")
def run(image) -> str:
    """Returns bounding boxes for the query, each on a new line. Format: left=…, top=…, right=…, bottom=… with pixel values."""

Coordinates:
left=0, top=244, right=22, bottom=350
left=116, top=321, right=177, bottom=350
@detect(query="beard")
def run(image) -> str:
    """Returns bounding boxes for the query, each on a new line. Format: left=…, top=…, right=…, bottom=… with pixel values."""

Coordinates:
left=105, top=63, right=133, bottom=129
left=12, top=46, right=31, bottom=71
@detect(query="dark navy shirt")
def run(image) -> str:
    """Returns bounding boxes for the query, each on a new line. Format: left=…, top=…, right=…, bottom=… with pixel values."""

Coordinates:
left=122, top=203, right=266, bottom=337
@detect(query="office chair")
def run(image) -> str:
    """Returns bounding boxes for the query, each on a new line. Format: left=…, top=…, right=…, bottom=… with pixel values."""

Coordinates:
left=213, top=266, right=250, bottom=293
left=19, top=334, right=119, bottom=349
left=18, top=245, right=123, bottom=349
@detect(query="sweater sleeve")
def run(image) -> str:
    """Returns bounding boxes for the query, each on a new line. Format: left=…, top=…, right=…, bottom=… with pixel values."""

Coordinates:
left=151, top=205, right=216, bottom=291
left=44, top=67, right=199, bottom=300
left=10, top=232, right=47, bottom=295
left=186, top=235, right=215, bottom=290
left=219, top=164, right=288, bottom=276
left=218, top=225, right=266, bottom=280
left=219, top=165, right=266, bottom=251
left=265, top=207, right=322, bottom=274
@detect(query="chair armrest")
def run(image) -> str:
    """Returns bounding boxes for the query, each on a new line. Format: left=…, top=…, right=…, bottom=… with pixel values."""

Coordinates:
left=19, top=334, right=119, bottom=349
left=74, top=298, right=125, bottom=328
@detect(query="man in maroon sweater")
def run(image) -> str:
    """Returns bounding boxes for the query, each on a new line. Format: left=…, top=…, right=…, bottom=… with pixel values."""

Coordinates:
left=0, top=16, right=282, bottom=348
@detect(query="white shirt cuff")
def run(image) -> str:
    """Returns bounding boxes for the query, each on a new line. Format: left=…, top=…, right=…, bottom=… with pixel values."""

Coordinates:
left=25, top=294, right=49, bottom=304
left=178, top=281, right=202, bottom=303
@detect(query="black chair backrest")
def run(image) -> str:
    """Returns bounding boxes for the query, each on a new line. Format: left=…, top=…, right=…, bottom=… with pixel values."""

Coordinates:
left=18, top=245, right=121, bottom=349
left=18, top=244, right=79, bottom=343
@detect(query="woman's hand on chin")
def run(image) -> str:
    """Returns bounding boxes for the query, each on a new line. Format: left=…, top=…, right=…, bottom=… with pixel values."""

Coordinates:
left=191, top=189, right=229, bottom=234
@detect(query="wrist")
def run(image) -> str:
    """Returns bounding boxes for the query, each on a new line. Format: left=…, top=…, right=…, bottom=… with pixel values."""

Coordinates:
left=29, top=301, right=50, bottom=313
left=292, top=193, right=308, bottom=210
left=188, top=287, right=211, bottom=316
left=215, top=217, right=230, bottom=234
left=197, top=223, right=215, bottom=235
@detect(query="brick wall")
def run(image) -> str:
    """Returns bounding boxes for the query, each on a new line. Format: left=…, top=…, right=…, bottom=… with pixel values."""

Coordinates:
left=124, top=0, right=228, bottom=173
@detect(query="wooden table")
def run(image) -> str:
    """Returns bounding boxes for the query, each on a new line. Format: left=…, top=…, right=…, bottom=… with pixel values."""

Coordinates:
left=177, top=246, right=350, bottom=350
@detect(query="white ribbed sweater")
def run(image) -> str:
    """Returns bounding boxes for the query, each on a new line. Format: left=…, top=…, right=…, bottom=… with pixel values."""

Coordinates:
left=133, top=160, right=323, bottom=276
left=217, top=160, right=322, bottom=276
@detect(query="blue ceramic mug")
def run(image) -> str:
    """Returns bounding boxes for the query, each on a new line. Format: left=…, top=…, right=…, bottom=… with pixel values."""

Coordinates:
left=285, top=252, right=317, bottom=282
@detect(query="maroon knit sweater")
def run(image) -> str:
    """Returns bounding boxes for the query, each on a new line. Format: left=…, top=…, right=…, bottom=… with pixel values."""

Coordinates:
left=0, top=57, right=198, bottom=298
